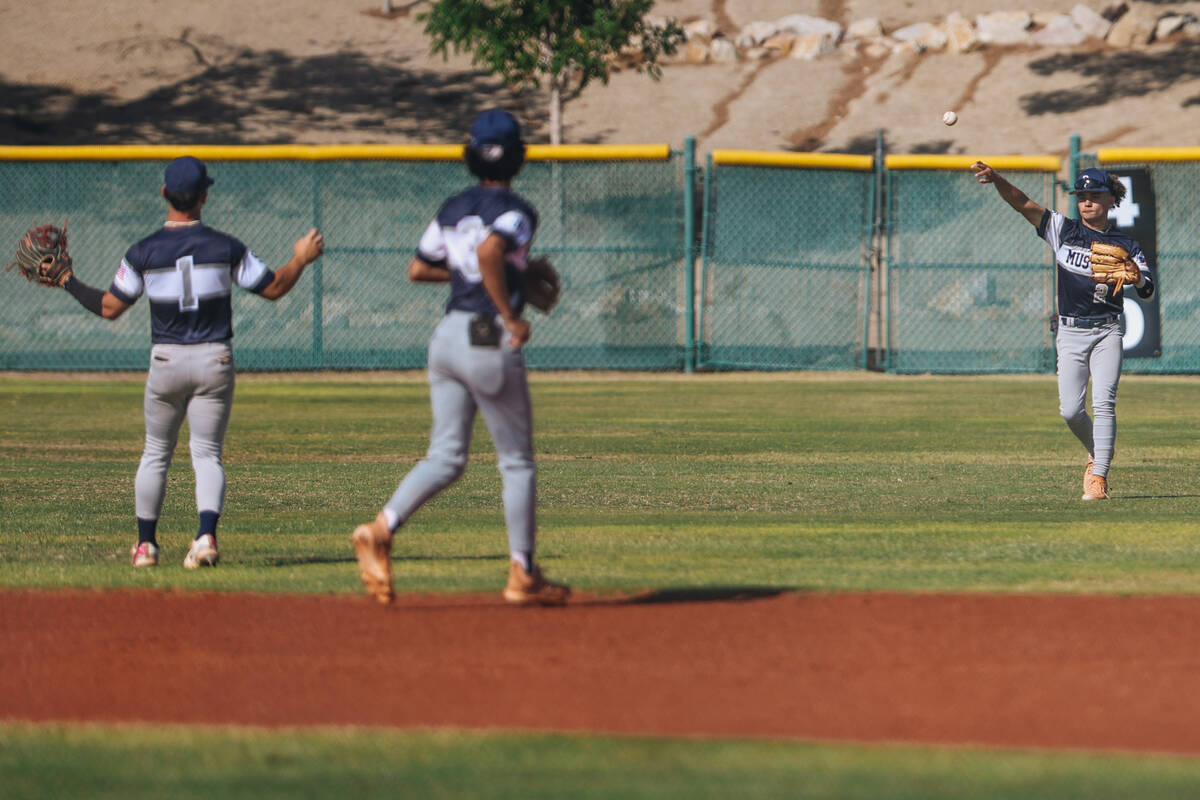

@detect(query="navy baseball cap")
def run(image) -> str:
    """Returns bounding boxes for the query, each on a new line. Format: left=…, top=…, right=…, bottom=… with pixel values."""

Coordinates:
left=164, top=156, right=214, bottom=195
left=469, top=109, right=523, bottom=151
left=1070, top=167, right=1116, bottom=194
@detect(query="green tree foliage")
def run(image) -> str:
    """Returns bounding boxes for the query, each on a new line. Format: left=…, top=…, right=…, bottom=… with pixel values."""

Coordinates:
left=420, top=0, right=686, bottom=144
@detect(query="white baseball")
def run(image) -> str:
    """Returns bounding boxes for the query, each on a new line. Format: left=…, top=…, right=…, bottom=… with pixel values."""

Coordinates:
left=942, top=111, right=958, bottom=126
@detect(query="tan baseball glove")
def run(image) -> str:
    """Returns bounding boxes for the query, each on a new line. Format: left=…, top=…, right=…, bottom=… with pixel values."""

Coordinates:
left=1089, top=242, right=1139, bottom=296
left=524, top=256, right=561, bottom=314
left=7, top=223, right=73, bottom=288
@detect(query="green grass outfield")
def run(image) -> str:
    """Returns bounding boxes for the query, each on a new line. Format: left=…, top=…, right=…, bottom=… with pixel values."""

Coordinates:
left=3, top=371, right=1200, bottom=796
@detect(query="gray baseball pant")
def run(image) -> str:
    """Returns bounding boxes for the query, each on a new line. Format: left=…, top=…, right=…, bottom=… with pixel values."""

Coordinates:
left=385, top=310, right=537, bottom=555
left=135, top=341, right=235, bottom=520
left=1056, top=321, right=1122, bottom=478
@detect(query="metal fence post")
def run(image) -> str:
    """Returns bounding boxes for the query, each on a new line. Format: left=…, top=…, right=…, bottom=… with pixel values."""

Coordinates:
left=880, top=136, right=893, bottom=372
left=868, top=129, right=884, bottom=370
left=696, top=152, right=715, bottom=371
left=311, top=161, right=323, bottom=369
left=684, top=136, right=696, bottom=373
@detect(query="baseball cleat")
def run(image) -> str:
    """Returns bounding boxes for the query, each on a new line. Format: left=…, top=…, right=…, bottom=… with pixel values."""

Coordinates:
left=1082, top=472, right=1110, bottom=501
left=352, top=514, right=394, bottom=605
left=503, top=561, right=570, bottom=606
left=183, top=534, right=219, bottom=568
left=130, top=541, right=159, bottom=568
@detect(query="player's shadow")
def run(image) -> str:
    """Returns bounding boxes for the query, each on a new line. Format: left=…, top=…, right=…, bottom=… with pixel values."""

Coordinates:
left=597, top=587, right=786, bottom=605
left=1107, top=493, right=1200, bottom=500
left=264, top=553, right=507, bottom=566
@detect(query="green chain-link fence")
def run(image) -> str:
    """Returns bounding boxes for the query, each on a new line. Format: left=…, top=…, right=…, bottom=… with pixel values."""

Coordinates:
left=0, top=145, right=689, bottom=371
left=3, top=144, right=1199, bottom=374
left=697, top=152, right=875, bottom=370
left=882, top=156, right=1059, bottom=374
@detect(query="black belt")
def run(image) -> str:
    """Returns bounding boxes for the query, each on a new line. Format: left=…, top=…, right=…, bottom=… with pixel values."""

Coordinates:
left=1059, top=314, right=1119, bottom=329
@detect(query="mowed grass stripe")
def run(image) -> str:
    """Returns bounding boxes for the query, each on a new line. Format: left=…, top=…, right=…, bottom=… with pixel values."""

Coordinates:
left=1, top=373, right=1199, bottom=593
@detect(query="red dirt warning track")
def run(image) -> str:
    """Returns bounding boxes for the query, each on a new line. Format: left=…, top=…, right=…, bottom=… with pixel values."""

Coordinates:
left=4, top=589, right=1200, bottom=754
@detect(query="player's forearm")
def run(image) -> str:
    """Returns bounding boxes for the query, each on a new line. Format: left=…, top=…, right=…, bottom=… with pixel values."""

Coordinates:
left=408, top=257, right=450, bottom=282
left=990, top=174, right=1029, bottom=210
left=263, top=229, right=324, bottom=300
left=64, top=274, right=105, bottom=315
left=479, top=260, right=516, bottom=322
left=989, top=175, right=1045, bottom=225
left=65, top=275, right=126, bottom=319
left=476, top=236, right=517, bottom=321
left=260, top=259, right=307, bottom=300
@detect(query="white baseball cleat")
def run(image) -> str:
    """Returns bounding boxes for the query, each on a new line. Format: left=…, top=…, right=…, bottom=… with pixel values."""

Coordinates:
left=131, top=541, right=159, bottom=568
left=183, top=534, right=220, bottom=568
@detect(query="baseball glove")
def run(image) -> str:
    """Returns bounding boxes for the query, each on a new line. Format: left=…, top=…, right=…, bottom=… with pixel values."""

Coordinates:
left=7, top=223, right=73, bottom=288
left=524, top=256, right=561, bottom=313
left=1089, top=241, right=1139, bottom=296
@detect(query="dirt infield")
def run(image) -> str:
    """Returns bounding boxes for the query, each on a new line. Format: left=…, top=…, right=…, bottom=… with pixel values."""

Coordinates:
left=4, top=588, right=1200, bottom=754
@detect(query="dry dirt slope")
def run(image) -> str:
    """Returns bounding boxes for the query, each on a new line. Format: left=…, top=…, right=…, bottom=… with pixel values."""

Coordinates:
left=0, top=0, right=1197, bottom=155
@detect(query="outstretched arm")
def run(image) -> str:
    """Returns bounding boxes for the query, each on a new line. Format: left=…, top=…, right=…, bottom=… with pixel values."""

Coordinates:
left=260, top=228, right=325, bottom=301
left=972, top=162, right=1047, bottom=227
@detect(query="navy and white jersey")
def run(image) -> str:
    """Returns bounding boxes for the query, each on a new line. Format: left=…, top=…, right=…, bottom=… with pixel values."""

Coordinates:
left=109, top=223, right=275, bottom=344
left=1037, top=209, right=1154, bottom=318
left=415, top=185, right=538, bottom=316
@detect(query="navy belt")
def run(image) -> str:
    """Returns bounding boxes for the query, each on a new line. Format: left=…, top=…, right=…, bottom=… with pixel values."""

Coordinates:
left=1059, top=314, right=1119, bottom=329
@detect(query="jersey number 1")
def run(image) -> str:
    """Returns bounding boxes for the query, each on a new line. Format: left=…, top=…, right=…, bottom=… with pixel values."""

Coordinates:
left=177, top=255, right=199, bottom=311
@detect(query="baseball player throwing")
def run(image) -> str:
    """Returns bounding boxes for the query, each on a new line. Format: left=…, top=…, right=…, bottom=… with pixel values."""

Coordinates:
left=973, top=162, right=1155, bottom=500
left=352, top=108, right=569, bottom=605
left=60, top=156, right=325, bottom=566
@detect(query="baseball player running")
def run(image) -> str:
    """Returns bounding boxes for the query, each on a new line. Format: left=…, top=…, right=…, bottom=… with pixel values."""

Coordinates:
left=352, top=108, right=569, bottom=606
left=973, top=162, right=1155, bottom=500
left=59, top=156, right=325, bottom=566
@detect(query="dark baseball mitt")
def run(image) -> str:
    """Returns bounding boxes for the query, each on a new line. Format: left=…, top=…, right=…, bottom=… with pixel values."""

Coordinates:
left=524, top=256, right=561, bottom=313
left=1089, top=242, right=1138, bottom=296
left=7, top=223, right=73, bottom=288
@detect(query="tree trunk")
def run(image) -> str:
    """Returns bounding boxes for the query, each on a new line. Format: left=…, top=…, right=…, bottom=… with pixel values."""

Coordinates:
left=549, top=78, right=563, bottom=145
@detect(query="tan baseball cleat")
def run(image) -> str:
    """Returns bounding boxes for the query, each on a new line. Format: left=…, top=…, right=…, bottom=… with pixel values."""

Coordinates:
left=503, top=561, right=570, bottom=606
left=1082, top=472, right=1110, bottom=501
left=352, top=514, right=394, bottom=605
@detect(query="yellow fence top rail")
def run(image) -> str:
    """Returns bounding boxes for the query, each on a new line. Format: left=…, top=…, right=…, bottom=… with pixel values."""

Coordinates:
left=526, top=144, right=671, bottom=160
left=1098, top=147, right=1200, bottom=163
left=0, top=144, right=672, bottom=162
left=886, top=154, right=1061, bottom=171
left=711, top=150, right=874, bottom=170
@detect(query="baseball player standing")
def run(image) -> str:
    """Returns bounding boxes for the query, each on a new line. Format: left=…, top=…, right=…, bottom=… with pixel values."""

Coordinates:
left=972, top=162, right=1155, bottom=500
left=352, top=108, right=569, bottom=605
left=59, top=156, right=325, bottom=566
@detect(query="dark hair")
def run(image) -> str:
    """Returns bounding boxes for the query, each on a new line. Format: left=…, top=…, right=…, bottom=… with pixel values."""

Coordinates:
left=1108, top=174, right=1127, bottom=207
left=164, top=188, right=204, bottom=212
left=465, top=141, right=526, bottom=182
